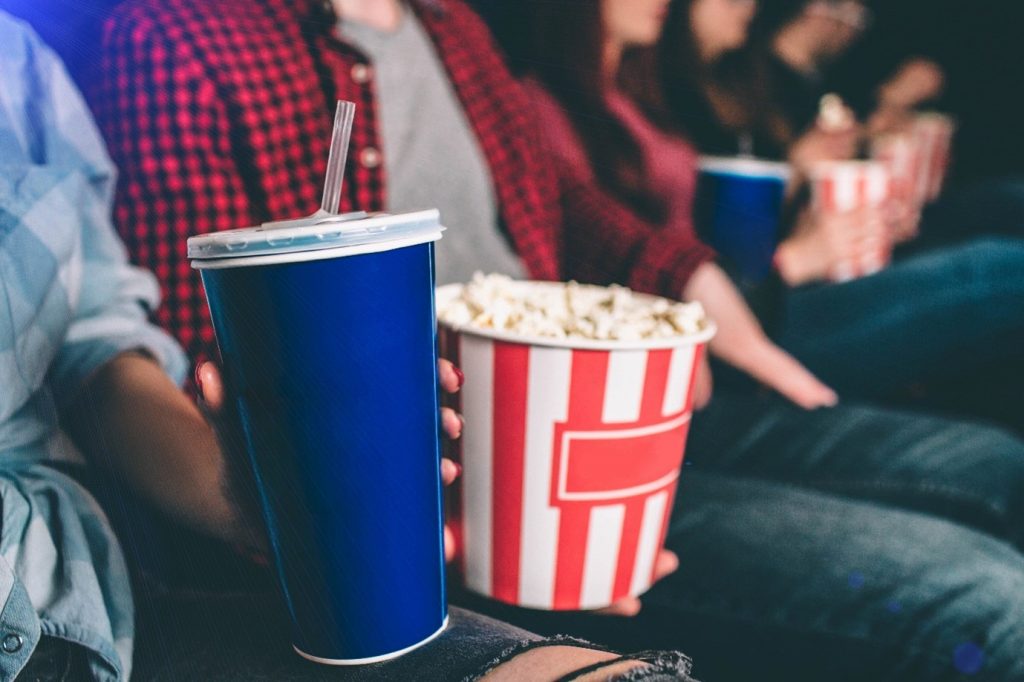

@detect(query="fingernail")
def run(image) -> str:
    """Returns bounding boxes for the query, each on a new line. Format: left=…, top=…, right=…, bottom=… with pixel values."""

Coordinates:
left=453, top=366, right=465, bottom=388
left=194, top=365, right=204, bottom=393
left=453, top=462, right=463, bottom=478
left=458, top=414, right=466, bottom=432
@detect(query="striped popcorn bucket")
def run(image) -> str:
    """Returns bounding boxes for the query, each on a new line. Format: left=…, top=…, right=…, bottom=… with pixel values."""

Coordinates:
left=437, top=284, right=715, bottom=611
left=871, top=133, right=920, bottom=205
left=911, top=112, right=955, bottom=203
left=810, top=160, right=893, bottom=282
left=870, top=133, right=924, bottom=242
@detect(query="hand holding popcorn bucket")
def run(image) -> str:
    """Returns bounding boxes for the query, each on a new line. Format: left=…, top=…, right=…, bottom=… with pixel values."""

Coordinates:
left=870, top=133, right=924, bottom=243
left=911, top=112, right=955, bottom=203
left=438, top=276, right=715, bottom=611
left=810, top=160, right=894, bottom=282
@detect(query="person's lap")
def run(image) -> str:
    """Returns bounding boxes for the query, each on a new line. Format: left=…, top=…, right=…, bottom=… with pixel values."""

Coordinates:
left=648, top=471, right=1024, bottom=682
left=131, top=586, right=700, bottom=681
left=459, top=475, right=1024, bottom=682
left=671, top=393, right=1024, bottom=679
left=776, top=237, right=1024, bottom=403
left=686, top=392, right=1024, bottom=548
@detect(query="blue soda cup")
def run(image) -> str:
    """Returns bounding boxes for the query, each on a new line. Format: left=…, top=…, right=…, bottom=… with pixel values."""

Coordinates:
left=188, top=210, right=448, bottom=664
left=695, top=157, right=791, bottom=284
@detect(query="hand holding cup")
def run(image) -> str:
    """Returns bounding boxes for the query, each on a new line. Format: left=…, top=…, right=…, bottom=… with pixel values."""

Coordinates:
left=198, top=359, right=468, bottom=562
left=776, top=205, right=887, bottom=285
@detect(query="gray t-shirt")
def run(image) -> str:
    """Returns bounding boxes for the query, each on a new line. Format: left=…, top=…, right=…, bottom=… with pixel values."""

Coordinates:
left=338, top=12, right=527, bottom=284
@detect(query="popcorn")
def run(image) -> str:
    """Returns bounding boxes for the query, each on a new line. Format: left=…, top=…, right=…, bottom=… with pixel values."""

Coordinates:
left=818, top=93, right=855, bottom=132
left=437, top=273, right=709, bottom=342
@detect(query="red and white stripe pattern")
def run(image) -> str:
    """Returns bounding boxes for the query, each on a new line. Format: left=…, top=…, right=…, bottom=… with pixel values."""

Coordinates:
left=911, top=113, right=955, bottom=203
left=812, top=161, right=891, bottom=214
left=871, top=133, right=921, bottom=206
left=811, top=161, right=893, bottom=282
left=442, top=327, right=704, bottom=611
left=870, top=133, right=926, bottom=243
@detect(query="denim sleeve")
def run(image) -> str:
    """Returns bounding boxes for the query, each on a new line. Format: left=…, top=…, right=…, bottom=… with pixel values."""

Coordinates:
left=47, top=171, right=189, bottom=400
left=0, top=561, right=41, bottom=681
left=20, top=23, right=190, bottom=398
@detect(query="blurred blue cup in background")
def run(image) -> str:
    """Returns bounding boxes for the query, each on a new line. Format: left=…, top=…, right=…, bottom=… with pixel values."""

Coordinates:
left=696, top=157, right=791, bottom=285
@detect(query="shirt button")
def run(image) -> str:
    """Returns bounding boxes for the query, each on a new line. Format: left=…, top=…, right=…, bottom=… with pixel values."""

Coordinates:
left=1, top=634, right=23, bottom=654
left=350, top=63, right=372, bottom=84
left=359, top=147, right=382, bottom=169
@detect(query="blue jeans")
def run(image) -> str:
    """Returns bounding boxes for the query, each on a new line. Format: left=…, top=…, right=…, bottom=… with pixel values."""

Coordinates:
left=776, top=237, right=1024, bottom=403
left=463, top=392, right=1024, bottom=681
left=130, top=592, right=699, bottom=681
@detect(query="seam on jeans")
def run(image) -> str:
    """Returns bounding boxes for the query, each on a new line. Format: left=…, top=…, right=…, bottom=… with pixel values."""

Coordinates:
left=675, top=471, right=1011, bottom=536
left=799, top=477, right=1010, bottom=525
left=460, top=635, right=612, bottom=682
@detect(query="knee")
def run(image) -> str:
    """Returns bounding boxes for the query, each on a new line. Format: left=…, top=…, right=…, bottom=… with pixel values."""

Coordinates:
left=920, top=420, right=1024, bottom=537
left=889, top=532, right=1024, bottom=680
left=953, top=237, right=1024, bottom=279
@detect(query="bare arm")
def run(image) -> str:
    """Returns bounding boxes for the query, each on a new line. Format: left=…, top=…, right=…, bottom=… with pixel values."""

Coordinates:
left=62, top=352, right=256, bottom=547
left=683, top=262, right=838, bottom=409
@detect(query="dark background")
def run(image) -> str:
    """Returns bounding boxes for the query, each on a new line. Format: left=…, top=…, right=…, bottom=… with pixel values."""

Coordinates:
left=470, top=0, right=1024, bottom=187
left=827, top=0, right=1024, bottom=184
left=3, top=0, right=1023, bottom=186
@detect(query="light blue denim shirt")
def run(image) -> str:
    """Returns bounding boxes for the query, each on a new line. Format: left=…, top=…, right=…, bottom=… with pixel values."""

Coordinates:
left=0, top=12, right=187, bottom=681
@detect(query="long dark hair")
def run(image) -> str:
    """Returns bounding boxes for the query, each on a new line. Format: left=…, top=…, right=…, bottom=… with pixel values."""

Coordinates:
left=507, top=0, right=665, bottom=222
left=627, top=0, right=793, bottom=154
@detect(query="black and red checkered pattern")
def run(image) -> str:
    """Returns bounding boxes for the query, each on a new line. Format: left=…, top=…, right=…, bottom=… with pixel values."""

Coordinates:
left=90, top=0, right=713, bottom=364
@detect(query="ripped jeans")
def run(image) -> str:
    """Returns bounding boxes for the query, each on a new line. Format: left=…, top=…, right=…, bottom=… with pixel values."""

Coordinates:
left=128, top=591, right=699, bottom=681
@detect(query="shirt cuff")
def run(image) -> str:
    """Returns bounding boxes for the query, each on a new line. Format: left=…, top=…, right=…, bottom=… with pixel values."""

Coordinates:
left=52, top=324, right=189, bottom=406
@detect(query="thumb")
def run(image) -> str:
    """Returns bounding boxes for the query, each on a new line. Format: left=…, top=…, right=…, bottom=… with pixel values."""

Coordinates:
left=196, top=361, right=226, bottom=413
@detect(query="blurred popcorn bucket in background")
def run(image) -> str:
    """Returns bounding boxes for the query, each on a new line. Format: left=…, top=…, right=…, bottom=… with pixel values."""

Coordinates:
left=870, top=133, right=924, bottom=242
left=911, top=112, right=955, bottom=203
left=810, top=160, right=893, bottom=282
left=437, top=282, right=715, bottom=611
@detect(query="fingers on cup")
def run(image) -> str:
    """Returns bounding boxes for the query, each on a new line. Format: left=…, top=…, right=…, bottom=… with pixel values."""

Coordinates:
left=444, top=525, right=457, bottom=563
left=438, top=358, right=464, bottom=394
left=196, top=361, right=225, bottom=410
left=440, top=458, right=462, bottom=486
left=441, top=407, right=464, bottom=440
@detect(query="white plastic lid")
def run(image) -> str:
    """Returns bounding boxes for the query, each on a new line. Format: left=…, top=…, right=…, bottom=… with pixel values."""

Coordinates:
left=188, top=209, right=443, bottom=264
left=698, top=156, right=791, bottom=182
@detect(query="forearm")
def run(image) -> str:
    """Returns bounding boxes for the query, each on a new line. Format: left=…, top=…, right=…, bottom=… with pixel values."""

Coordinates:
left=63, top=352, right=250, bottom=546
left=682, top=262, right=837, bottom=408
left=683, top=262, right=770, bottom=363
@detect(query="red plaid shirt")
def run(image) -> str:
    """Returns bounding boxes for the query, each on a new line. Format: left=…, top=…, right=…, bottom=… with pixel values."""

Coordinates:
left=90, top=0, right=713, bottom=363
